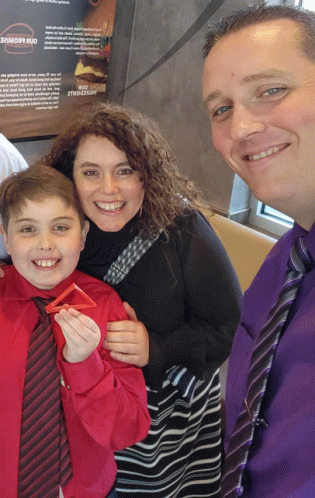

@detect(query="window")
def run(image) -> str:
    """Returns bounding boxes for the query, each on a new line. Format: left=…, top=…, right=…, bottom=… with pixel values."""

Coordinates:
left=296, top=0, right=313, bottom=8
left=249, top=197, right=293, bottom=238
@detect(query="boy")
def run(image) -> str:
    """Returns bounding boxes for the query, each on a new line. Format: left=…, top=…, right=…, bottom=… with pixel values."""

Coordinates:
left=0, top=164, right=150, bottom=498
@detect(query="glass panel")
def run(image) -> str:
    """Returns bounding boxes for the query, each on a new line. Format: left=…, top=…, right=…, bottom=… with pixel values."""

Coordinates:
left=301, top=1, right=314, bottom=9
left=261, top=205, right=293, bottom=224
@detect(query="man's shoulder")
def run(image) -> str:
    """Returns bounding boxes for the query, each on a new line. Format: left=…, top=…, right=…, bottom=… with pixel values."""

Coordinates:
left=245, top=228, right=294, bottom=291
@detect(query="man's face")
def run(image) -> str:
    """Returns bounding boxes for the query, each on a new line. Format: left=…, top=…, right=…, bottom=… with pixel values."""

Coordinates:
left=1, top=197, right=88, bottom=290
left=202, top=19, right=315, bottom=229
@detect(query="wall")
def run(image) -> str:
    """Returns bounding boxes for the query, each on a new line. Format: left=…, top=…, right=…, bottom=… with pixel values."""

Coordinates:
left=115, top=0, right=261, bottom=218
left=13, top=0, right=261, bottom=218
left=13, top=138, right=54, bottom=167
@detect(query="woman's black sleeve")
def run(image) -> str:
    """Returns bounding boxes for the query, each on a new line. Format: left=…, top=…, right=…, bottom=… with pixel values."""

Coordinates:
left=144, top=211, right=242, bottom=387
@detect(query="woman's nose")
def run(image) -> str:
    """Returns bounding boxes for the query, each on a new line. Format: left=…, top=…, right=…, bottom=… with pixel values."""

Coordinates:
left=99, top=174, right=119, bottom=195
left=230, top=104, right=266, bottom=141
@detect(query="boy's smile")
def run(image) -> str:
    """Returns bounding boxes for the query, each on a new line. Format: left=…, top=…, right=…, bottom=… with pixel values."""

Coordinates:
left=1, top=197, right=88, bottom=290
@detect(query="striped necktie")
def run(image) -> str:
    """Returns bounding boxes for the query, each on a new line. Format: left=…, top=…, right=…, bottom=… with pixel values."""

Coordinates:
left=18, top=297, right=72, bottom=498
left=221, top=236, right=314, bottom=498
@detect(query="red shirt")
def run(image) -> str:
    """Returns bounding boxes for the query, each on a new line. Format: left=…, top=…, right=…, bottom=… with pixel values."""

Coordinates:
left=0, top=266, right=150, bottom=498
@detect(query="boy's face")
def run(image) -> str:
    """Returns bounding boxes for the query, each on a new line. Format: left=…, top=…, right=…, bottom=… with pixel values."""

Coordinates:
left=1, top=197, right=89, bottom=290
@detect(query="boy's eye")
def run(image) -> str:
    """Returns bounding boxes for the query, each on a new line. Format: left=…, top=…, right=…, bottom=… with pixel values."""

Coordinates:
left=20, top=226, right=35, bottom=233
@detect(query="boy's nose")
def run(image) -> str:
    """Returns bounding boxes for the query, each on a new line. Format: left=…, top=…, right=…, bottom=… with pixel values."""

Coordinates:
left=38, top=233, right=53, bottom=250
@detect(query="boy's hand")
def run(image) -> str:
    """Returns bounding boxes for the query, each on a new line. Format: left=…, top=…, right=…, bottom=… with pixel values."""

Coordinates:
left=104, top=302, right=149, bottom=367
left=54, top=308, right=101, bottom=363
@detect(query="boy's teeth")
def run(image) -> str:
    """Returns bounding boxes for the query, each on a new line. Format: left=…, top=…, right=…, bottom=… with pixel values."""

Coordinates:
left=34, top=260, right=57, bottom=267
left=249, top=145, right=283, bottom=161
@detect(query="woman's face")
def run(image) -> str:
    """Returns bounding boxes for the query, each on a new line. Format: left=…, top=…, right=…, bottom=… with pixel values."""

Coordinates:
left=73, top=134, right=145, bottom=232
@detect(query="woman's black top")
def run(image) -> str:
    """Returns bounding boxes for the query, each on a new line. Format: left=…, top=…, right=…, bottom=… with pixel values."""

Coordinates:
left=78, top=210, right=242, bottom=388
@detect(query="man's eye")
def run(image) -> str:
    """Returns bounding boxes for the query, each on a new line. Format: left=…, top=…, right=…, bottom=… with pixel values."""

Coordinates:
left=261, top=87, right=286, bottom=97
left=213, top=105, right=232, bottom=118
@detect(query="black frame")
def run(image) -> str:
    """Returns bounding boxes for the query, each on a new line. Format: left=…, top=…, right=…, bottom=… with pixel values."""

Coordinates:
left=106, top=0, right=136, bottom=104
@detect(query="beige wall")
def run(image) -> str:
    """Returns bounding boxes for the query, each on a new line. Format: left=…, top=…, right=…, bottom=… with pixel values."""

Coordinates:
left=120, top=0, right=260, bottom=218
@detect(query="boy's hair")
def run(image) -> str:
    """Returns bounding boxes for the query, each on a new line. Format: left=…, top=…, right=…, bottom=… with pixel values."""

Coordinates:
left=0, top=163, right=86, bottom=231
left=203, top=5, right=315, bottom=62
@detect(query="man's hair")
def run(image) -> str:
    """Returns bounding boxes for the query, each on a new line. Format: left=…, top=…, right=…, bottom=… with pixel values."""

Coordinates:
left=42, top=102, right=209, bottom=237
left=203, top=5, right=315, bottom=61
left=0, top=163, right=86, bottom=231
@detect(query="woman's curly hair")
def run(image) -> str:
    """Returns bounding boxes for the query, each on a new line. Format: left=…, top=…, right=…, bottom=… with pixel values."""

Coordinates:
left=43, top=102, right=209, bottom=236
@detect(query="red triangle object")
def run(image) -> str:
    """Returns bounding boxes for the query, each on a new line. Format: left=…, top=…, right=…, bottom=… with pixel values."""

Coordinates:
left=45, top=283, right=97, bottom=313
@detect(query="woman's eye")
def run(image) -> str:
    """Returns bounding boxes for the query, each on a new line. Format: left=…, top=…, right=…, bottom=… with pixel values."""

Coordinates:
left=117, top=168, right=133, bottom=176
left=83, top=169, right=99, bottom=177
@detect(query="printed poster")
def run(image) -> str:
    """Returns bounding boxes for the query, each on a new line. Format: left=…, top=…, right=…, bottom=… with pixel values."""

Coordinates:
left=0, top=0, right=117, bottom=138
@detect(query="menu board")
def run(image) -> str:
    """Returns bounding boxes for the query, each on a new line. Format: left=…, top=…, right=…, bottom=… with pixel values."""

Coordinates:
left=0, top=0, right=116, bottom=139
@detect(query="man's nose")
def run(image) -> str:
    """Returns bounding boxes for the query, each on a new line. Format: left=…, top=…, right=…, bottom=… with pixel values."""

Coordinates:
left=230, top=104, right=266, bottom=141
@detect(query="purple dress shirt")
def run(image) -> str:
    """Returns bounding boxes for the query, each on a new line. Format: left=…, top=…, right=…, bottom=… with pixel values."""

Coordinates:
left=225, top=222, right=315, bottom=498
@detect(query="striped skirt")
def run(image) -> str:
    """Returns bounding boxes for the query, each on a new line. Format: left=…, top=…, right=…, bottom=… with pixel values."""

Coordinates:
left=115, top=367, right=221, bottom=498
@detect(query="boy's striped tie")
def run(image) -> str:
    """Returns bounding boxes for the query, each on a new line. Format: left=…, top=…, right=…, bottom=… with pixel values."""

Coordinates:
left=18, top=297, right=72, bottom=498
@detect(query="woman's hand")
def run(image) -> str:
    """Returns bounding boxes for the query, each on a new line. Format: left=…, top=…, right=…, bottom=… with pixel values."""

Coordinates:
left=104, top=302, right=149, bottom=367
left=55, top=307, right=101, bottom=363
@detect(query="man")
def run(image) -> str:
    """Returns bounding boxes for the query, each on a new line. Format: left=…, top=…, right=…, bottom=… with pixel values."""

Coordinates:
left=202, top=5, right=315, bottom=498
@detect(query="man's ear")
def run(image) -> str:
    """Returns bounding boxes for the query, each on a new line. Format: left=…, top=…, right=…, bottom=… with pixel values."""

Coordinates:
left=0, top=225, right=10, bottom=255
left=80, top=220, right=89, bottom=251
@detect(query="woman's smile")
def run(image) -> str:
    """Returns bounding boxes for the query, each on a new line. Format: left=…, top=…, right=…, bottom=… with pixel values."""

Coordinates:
left=94, top=200, right=126, bottom=213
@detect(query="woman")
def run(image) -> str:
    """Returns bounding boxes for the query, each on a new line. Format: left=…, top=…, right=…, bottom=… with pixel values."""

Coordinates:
left=43, top=102, right=242, bottom=498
